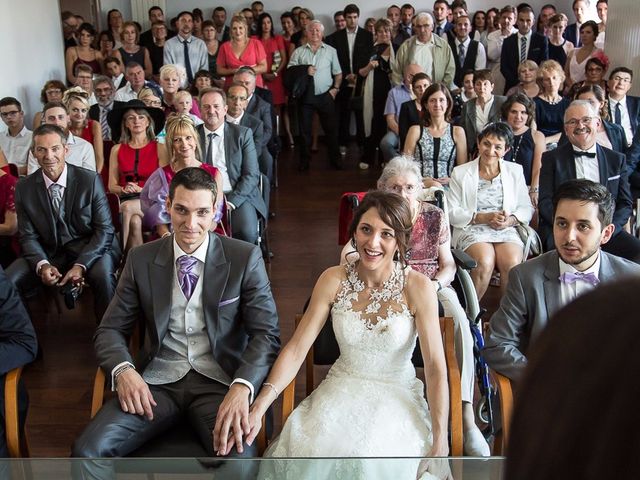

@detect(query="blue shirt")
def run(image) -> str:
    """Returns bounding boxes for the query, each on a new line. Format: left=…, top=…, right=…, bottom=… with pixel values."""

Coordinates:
left=288, top=42, right=342, bottom=95
left=384, top=83, right=413, bottom=118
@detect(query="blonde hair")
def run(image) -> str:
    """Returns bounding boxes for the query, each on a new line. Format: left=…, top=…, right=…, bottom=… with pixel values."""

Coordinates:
left=518, top=60, right=539, bottom=75
left=174, top=90, right=193, bottom=102
left=538, top=59, right=566, bottom=84
left=230, top=14, right=249, bottom=38
left=120, top=21, right=140, bottom=43
left=62, top=86, right=90, bottom=109
left=165, top=114, right=202, bottom=162
left=159, top=64, right=187, bottom=85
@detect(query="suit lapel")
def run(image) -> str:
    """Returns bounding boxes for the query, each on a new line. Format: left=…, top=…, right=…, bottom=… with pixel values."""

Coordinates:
left=34, top=173, right=57, bottom=243
left=595, top=144, right=609, bottom=183
left=203, top=234, right=230, bottom=348
left=223, top=123, right=234, bottom=173
left=467, top=100, right=477, bottom=131
left=149, top=237, right=175, bottom=343
left=63, top=165, right=78, bottom=221
left=196, top=124, right=207, bottom=163
left=542, top=251, right=562, bottom=320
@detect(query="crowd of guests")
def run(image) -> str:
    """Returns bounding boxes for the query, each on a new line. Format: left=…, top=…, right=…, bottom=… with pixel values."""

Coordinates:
left=1, top=0, right=640, bottom=475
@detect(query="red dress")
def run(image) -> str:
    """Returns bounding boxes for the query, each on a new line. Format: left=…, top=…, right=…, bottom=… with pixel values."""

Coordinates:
left=117, top=142, right=159, bottom=188
left=0, top=173, right=19, bottom=263
left=217, top=38, right=267, bottom=88
left=255, top=35, right=287, bottom=105
left=80, top=119, right=96, bottom=145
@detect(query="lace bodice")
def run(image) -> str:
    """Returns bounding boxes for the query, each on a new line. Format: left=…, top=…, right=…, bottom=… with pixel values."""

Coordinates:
left=330, top=262, right=418, bottom=382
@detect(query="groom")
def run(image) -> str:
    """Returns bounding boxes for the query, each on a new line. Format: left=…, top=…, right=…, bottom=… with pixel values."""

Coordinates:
left=72, top=167, right=280, bottom=459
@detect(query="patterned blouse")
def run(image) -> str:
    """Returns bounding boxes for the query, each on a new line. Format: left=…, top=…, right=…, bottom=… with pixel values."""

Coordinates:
left=406, top=202, right=450, bottom=279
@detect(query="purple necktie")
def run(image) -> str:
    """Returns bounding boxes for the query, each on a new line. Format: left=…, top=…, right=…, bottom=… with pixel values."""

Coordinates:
left=559, top=271, right=600, bottom=286
left=177, top=255, right=199, bottom=300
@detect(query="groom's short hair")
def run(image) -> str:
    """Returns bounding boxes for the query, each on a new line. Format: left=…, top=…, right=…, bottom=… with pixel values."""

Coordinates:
left=169, top=167, right=217, bottom=202
left=552, top=179, right=614, bottom=228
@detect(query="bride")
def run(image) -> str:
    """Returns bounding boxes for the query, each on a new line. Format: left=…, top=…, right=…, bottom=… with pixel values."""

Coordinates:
left=244, top=191, right=450, bottom=479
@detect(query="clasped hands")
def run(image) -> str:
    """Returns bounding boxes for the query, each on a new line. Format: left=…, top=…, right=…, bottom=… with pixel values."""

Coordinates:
left=475, top=211, right=516, bottom=230
left=115, top=373, right=261, bottom=456
left=122, top=182, right=142, bottom=195
left=40, top=264, right=84, bottom=288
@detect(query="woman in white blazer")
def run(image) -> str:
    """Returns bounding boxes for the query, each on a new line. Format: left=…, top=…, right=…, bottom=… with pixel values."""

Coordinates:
left=447, top=122, right=534, bottom=299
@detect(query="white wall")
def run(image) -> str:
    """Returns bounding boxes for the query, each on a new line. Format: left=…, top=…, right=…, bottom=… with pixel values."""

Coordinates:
left=0, top=0, right=66, bottom=130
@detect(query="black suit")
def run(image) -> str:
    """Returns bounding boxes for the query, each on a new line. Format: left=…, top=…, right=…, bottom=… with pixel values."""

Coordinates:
left=72, top=233, right=280, bottom=459
left=449, top=38, right=481, bottom=88
left=246, top=94, right=274, bottom=181
left=140, top=27, right=176, bottom=50
left=398, top=100, right=420, bottom=150
left=0, top=266, right=37, bottom=458
left=539, top=143, right=640, bottom=263
left=7, top=164, right=120, bottom=321
left=327, top=27, right=373, bottom=146
left=196, top=123, right=266, bottom=244
left=89, top=101, right=125, bottom=141
left=500, top=32, right=549, bottom=93
left=563, top=23, right=581, bottom=48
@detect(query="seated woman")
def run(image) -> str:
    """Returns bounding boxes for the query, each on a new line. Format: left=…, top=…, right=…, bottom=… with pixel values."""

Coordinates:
left=403, top=83, right=467, bottom=188
left=460, top=69, right=507, bottom=156
left=141, top=114, right=226, bottom=237
left=33, top=80, right=66, bottom=129
left=447, top=122, right=534, bottom=300
left=339, top=156, right=490, bottom=456
left=107, top=99, right=168, bottom=252
left=113, top=21, right=153, bottom=79
left=252, top=190, right=449, bottom=478
left=63, top=87, right=105, bottom=173
left=505, top=60, right=540, bottom=99
left=0, top=147, right=18, bottom=268
left=566, top=54, right=609, bottom=98
left=564, top=20, right=603, bottom=92
left=159, top=64, right=201, bottom=118
left=398, top=72, right=431, bottom=149
left=502, top=93, right=545, bottom=207
left=64, top=22, right=103, bottom=85
left=534, top=60, right=571, bottom=148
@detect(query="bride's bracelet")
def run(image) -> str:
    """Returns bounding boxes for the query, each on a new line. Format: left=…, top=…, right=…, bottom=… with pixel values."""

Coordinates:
left=263, top=382, right=279, bottom=399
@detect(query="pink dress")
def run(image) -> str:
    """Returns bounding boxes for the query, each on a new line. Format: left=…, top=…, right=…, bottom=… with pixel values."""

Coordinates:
left=255, top=35, right=287, bottom=105
left=217, top=38, right=267, bottom=88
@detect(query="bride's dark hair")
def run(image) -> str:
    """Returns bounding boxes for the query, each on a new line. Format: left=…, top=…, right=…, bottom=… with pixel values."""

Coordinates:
left=347, top=190, right=412, bottom=265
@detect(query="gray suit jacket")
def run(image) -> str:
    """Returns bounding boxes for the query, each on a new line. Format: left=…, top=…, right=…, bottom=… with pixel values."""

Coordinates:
left=484, top=250, right=640, bottom=381
left=15, top=164, right=115, bottom=271
left=239, top=112, right=265, bottom=151
left=196, top=122, right=266, bottom=218
left=94, top=233, right=281, bottom=392
left=246, top=94, right=272, bottom=143
left=459, top=95, right=507, bottom=151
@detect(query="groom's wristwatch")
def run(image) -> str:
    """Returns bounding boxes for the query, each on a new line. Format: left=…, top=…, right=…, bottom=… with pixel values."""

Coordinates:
left=432, top=279, right=442, bottom=292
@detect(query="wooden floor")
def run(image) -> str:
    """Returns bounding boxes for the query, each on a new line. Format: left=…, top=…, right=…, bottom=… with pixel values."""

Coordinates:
left=23, top=143, right=500, bottom=457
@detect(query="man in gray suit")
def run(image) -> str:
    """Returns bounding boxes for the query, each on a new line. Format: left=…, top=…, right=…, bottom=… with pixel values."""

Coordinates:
left=484, top=179, right=640, bottom=382
left=72, top=167, right=280, bottom=460
left=196, top=87, right=266, bottom=244
left=7, top=124, right=119, bottom=321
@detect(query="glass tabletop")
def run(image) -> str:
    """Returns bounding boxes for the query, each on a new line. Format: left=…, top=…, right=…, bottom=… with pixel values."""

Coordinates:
left=1, top=457, right=505, bottom=479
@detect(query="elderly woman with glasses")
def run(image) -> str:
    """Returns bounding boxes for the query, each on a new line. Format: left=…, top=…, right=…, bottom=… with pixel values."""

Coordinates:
left=339, top=155, right=491, bottom=456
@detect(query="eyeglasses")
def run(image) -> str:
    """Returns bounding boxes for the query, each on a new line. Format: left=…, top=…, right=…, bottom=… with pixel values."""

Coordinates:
left=0, top=110, right=20, bottom=118
left=46, top=89, right=62, bottom=95
left=228, top=95, right=247, bottom=101
left=386, top=184, right=419, bottom=194
left=564, top=116, right=595, bottom=127
left=612, top=75, right=632, bottom=84
left=148, top=100, right=162, bottom=107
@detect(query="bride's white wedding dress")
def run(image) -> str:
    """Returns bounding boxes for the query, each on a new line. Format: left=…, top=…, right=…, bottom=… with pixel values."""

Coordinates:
left=260, top=262, right=441, bottom=479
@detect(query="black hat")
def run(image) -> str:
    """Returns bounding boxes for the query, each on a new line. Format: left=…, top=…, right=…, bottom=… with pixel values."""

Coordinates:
left=107, top=99, right=166, bottom=143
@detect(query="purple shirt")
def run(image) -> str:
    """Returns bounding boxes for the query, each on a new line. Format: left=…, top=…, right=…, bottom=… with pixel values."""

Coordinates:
left=384, top=83, right=412, bottom=119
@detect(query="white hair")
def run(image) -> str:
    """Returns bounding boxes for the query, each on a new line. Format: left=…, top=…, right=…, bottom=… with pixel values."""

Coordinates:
left=377, top=156, right=423, bottom=189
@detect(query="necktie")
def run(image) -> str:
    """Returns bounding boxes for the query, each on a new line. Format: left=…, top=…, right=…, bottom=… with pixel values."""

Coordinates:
left=614, top=102, right=622, bottom=125
left=559, top=271, right=600, bottom=286
left=458, top=42, right=466, bottom=68
left=436, top=26, right=442, bottom=36
left=573, top=150, right=596, bottom=158
left=519, top=36, right=527, bottom=63
left=205, top=132, right=216, bottom=165
left=100, top=106, right=112, bottom=140
left=183, top=39, right=194, bottom=84
left=177, top=255, right=199, bottom=300
left=49, top=184, right=63, bottom=216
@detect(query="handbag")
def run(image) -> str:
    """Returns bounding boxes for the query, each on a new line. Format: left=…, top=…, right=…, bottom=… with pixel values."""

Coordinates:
left=515, top=221, right=542, bottom=260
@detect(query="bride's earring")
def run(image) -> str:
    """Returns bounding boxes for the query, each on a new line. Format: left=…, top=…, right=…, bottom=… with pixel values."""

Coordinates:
left=351, top=237, right=357, bottom=251
left=393, top=250, right=400, bottom=261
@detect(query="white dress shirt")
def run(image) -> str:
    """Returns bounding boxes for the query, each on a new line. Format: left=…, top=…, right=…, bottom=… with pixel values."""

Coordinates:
left=454, top=37, right=487, bottom=71
left=475, top=96, right=495, bottom=133
left=226, top=111, right=244, bottom=125
left=114, top=82, right=139, bottom=102
left=558, top=252, right=601, bottom=307
left=346, top=27, right=357, bottom=72
left=573, top=145, right=600, bottom=183
left=608, top=95, right=633, bottom=147
left=486, top=28, right=517, bottom=67
left=204, top=123, right=231, bottom=193
left=0, top=126, right=32, bottom=169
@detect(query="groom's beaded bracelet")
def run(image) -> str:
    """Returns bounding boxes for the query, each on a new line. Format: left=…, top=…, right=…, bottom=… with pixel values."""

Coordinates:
left=263, top=382, right=280, bottom=398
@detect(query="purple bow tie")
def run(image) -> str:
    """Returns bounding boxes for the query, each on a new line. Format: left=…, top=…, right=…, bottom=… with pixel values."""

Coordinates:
left=177, top=255, right=199, bottom=300
left=559, top=271, right=600, bottom=286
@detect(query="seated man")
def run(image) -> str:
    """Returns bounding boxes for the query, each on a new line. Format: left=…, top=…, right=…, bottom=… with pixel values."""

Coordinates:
left=196, top=87, right=267, bottom=244
left=72, top=168, right=280, bottom=460
left=0, top=266, right=38, bottom=458
left=0, top=97, right=32, bottom=176
left=539, top=99, right=640, bottom=263
left=380, top=63, right=423, bottom=163
left=484, top=179, right=640, bottom=381
left=26, top=102, right=95, bottom=174
left=8, top=125, right=119, bottom=322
